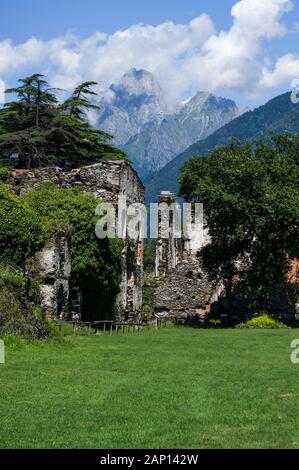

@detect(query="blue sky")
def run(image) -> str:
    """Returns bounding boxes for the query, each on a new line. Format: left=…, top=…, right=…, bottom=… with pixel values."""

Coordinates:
left=0, top=0, right=239, bottom=41
left=1, top=0, right=299, bottom=108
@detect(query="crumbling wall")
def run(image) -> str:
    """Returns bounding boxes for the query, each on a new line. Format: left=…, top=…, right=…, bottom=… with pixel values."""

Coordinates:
left=8, top=161, right=145, bottom=322
left=155, top=192, right=184, bottom=278
left=31, top=233, right=71, bottom=320
left=155, top=255, right=217, bottom=319
left=154, top=192, right=218, bottom=320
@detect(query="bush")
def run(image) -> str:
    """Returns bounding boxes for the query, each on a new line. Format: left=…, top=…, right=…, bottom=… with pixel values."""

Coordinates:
left=236, top=314, right=288, bottom=329
left=0, top=333, right=25, bottom=351
left=0, top=183, right=45, bottom=265
left=0, top=265, right=51, bottom=340
left=143, top=240, right=156, bottom=273
left=142, top=286, right=155, bottom=318
left=208, top=319, right=222, bottom=328
left=0, top=167, right=11, bottom=182
left=24, top=183, right=123, bottom=320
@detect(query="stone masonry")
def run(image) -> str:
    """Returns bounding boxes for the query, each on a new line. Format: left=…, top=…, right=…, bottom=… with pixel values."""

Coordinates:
left=154, top=192, right=219, bottom=321
left=30, top=233, right=72, bottom=319
left=8, top=161, right=145, bottom=322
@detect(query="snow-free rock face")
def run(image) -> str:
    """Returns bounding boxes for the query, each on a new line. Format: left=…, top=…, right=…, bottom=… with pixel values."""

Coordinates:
left=96, top=69, right=240, bottom=178
left=123, top=92, right=240, bottom=177
left=32, top=234, right=72, bottom=320
left=97, top=68, right=171, bottom=146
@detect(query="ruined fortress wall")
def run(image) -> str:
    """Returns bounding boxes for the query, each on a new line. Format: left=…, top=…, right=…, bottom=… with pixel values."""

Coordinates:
left=30, top=234, right=72, bottom=320
left=154, top=192, right=219, bottom=321
left=7, top=161, right=145, bottom=322
left=8, top=161, right=144, bottom=203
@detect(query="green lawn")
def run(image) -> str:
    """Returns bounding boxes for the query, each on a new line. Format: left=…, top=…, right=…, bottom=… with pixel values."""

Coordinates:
left=0, top=325, right=299, bottom=449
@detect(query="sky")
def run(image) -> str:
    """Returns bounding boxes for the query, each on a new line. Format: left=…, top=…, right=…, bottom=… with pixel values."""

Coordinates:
left=1, top=0, right=299, bottom=108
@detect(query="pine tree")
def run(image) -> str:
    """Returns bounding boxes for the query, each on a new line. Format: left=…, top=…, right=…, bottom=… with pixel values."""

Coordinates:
left=0, top=74, right=125, bottom=169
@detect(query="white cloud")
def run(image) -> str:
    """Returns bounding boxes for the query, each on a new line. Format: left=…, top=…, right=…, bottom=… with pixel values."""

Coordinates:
left=261, top=53, right=299, bottom=87
left=0, top=79, right=5, bottom=104
left=0, top=0, right=296, bottom=103
left=178, top=0, right=294, bottom=99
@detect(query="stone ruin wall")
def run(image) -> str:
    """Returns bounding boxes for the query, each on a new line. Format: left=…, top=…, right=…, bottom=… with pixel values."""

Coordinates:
left=154, top=192, right=219, bottom=322
left=154, top=192, right=298, bottom=322
left=30, top=233, right=72, bottom=319
left=7, top=161, right=145, bottom=322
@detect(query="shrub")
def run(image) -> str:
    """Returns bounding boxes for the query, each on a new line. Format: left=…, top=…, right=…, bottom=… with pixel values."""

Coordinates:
left=0, top=333, right=25, bottom=351
left=0, top=264, right=51, bottom=340
left=143, top=240, right=156, bottom=273
left=208, top=319, right=222, bottom=328
left=0, top=183, right=45, bottom=265
left=142, top=286, right=155, bottom=318
left=236, top=314, right=288, bottom=329
left=24, top=183, right=123, bottom=320
left=0, top=167, right=10, bottom=182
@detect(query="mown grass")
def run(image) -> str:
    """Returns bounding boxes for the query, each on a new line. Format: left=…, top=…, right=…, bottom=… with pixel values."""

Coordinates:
left=0, top=325, right=298, bottom=449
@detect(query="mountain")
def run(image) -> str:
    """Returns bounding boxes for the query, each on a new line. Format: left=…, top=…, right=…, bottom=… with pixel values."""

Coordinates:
left=144, top=92, right=299, bottom=204
left=122, top=92, right=240, bottom=177
left=97, top=69, right=240, bottom=178
left=97, top=68, right=171, bottom=146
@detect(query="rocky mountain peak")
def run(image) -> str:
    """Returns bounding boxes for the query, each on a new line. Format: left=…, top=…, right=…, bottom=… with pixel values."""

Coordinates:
left=98, top=69, right=170, bottom=145
left=114, top=68, right=162, bottom=97
left=182, top=91, right=238, bottom=114
left=97, top=69, right=240, bottom=173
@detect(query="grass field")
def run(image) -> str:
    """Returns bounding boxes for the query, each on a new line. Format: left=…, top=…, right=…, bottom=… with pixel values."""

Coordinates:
left=0, top=325, right=299, bottom=449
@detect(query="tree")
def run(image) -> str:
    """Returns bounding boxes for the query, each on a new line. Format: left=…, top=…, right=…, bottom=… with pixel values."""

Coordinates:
left=0, top=74, right=125, bottom=169
left=179, top=134, right=299, bottom=311
left=0, top=183, right=45, bottom=265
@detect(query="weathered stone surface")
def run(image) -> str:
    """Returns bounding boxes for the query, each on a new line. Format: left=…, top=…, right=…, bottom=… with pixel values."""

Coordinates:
left=8, top=161, right=145, bottom=322
left=154, top=192, right=218, bottom=320
left=31, top=233, right=71, bottom=320
left=155, top=255, right=216, bottom=319
left=8, top=161, right=144, bottom=205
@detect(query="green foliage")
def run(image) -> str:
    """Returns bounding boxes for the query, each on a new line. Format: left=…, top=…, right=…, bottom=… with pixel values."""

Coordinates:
left=208, top=319, right=222, bottom=328
left=0, top=333, right=25, bottom=351
left=0, top=74, right=125, bottom=169
left=0, top=183, right=45, bottom=265
left=179, top=134, right=299, bottom=311
left=236, top=314, right=288, bottom=329
left=0, top=167, right=10, bottom=182
left=0, top=264, right=51, bottom=339
left=143, top=240, right=156, bottom=273
left=145, top=91, right=299, bottom=203
left=24, top=183, right=123, bottom=319
left=0, top=328, right=298, bottom=448
left=142, top=286, right=155, bottom=318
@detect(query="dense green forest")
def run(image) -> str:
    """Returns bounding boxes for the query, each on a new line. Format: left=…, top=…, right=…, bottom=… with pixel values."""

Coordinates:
left=180, top=133, right=299, bottom=312
left=145, top=92, right=299, bottom=203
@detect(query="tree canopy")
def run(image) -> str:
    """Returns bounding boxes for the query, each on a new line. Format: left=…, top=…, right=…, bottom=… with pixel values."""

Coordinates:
left=0, top=183, right=45, bottom=265
left=0, top=74, right=125, bottom=169
left=179, top=133, right=299, bottom=310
